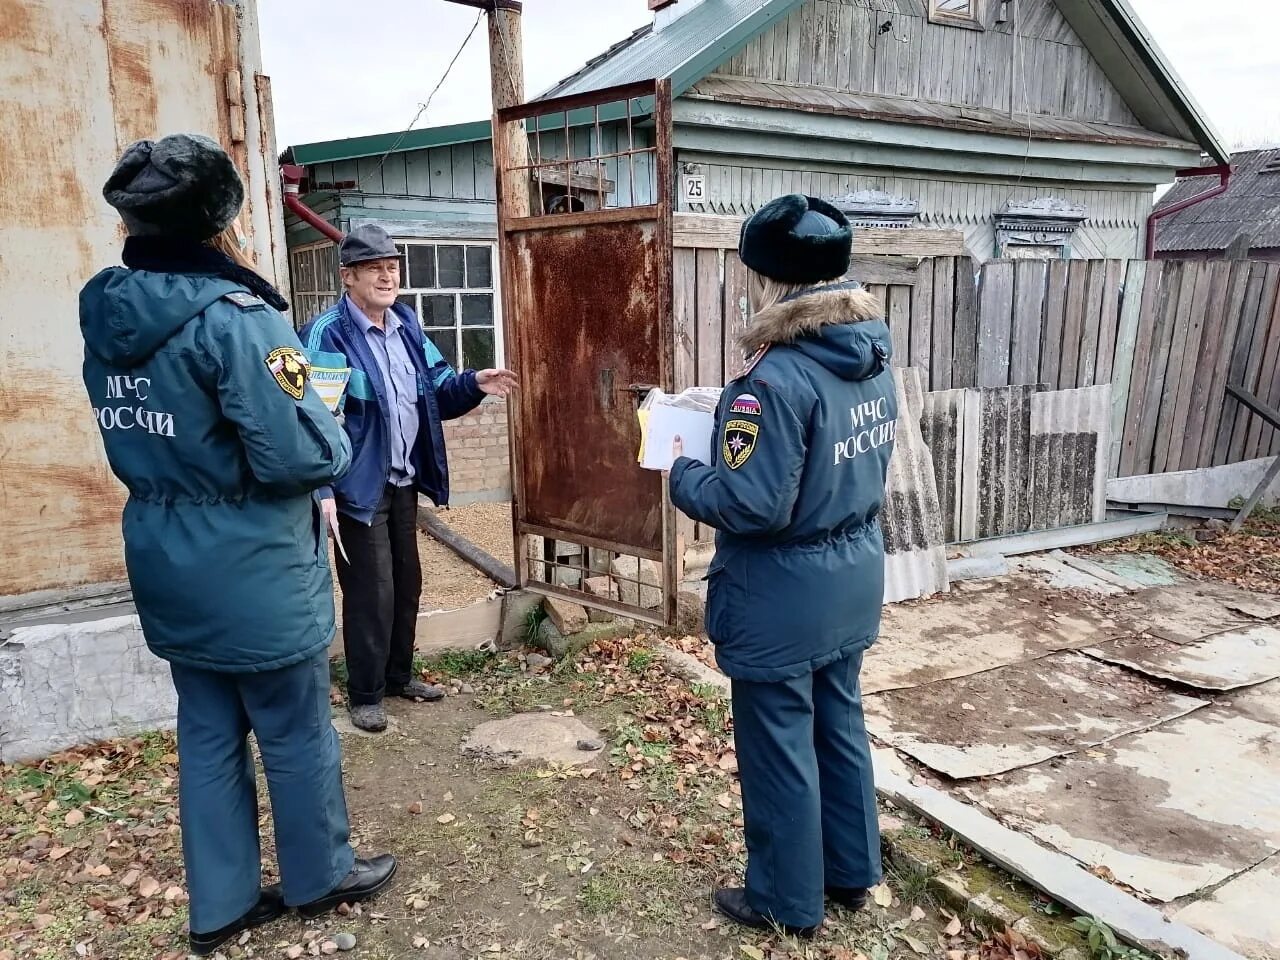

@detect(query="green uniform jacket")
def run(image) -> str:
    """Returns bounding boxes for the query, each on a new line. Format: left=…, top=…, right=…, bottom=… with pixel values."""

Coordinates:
left=80, top=268, right=352, bottom=672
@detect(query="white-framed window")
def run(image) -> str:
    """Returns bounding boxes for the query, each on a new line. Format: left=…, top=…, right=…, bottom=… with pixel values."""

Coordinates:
left=286, top=238, right=503, bottom=370
left=395, top=241, right=502, bottom=372
left=928, top=0, right=984, bottom=29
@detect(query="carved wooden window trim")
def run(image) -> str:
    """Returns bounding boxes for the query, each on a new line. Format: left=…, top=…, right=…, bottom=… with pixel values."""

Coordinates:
left=928, top=0, right=985, bottom=31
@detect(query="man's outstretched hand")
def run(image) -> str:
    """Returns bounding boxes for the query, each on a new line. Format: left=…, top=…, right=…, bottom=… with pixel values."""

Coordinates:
left=477, top=369, right=518, bottom=397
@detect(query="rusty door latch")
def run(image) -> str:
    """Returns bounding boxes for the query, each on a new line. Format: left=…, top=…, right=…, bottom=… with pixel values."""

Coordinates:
left=599, top=369, right=658, bottom=411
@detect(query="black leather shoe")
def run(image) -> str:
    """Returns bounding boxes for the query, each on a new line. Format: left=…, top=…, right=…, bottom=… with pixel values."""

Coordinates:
left=713, top=887, right=818, bottom=939
left=297, top=854, right=398, bottom=919
left=189, top=884, right=285, bottom=956
left=826, top=886, right=869, bottom=911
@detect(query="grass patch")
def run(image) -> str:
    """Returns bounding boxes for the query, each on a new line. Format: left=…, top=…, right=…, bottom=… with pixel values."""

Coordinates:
left=416, top=648, right=495, bottom=678
left=626, top=648, right=657, bottom=672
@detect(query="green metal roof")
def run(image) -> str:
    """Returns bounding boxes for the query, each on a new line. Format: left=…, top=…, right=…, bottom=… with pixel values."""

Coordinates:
left=284, top=118, right=493, bottom=167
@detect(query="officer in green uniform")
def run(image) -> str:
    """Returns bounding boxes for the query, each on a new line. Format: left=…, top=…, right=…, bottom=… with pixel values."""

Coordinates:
left=669, top=195, right=897, bottom=937
left=81, top=134, right=396, bottom=955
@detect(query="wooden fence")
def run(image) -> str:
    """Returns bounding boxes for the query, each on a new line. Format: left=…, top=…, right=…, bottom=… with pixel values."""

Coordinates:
left=673, top=235, right=1280, bottom=482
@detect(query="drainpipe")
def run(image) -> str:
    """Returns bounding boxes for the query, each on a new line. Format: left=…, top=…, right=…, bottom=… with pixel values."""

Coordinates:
left=281, top=163, right=344, bottom=243
left=1145, top=163, right=1231, bottom=260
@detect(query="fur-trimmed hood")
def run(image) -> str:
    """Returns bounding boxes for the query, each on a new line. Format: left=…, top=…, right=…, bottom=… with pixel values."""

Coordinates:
left=740, top=282, right=891, bottom=383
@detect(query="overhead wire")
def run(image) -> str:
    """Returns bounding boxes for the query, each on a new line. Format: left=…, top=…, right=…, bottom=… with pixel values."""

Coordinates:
left=357, top=10, right=487, bottom=188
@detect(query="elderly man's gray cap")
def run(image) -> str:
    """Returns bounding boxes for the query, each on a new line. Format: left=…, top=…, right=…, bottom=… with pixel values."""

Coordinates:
left=340, top=225, right=400, bottom=266
left=103, top=134, right=244, bottom=241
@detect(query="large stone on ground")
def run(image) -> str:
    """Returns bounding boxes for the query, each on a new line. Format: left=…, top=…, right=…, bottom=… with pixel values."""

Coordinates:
left=675, top=590, right=706, bottom=635
left=584, top=577, right=617, bottom=623
left=498, top=590, right=542, bottom=649
left=610, top=557, right=662, bottom=609
left=538, top=618, right=634, bottom=660
left=462, top=714, right=603, bottom=766
left=544, top=597, right=587, bottom=635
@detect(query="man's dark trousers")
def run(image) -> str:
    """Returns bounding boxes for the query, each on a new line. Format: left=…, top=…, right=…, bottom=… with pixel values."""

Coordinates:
left=729, top=650, right=882, bottom=929
left=335, top=484, right=421, bottom=705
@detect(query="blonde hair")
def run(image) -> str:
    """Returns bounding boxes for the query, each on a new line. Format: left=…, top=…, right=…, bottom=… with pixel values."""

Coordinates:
left=206, top=223, right=258, bottom=274
left=748, top=271, right=847, bottom=314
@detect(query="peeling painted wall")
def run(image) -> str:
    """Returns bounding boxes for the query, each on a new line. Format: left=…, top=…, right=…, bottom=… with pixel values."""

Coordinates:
left=0, top=0, right=283, bottom=599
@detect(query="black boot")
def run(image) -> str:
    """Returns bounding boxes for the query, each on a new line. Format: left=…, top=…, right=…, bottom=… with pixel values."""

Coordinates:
left=713, top=887, right=818, bottom=939
left=297, top=854, right=398, bottom=919
left=826, top=886, right=869, bottom=911
left=189, top=884, right=285, bottom=956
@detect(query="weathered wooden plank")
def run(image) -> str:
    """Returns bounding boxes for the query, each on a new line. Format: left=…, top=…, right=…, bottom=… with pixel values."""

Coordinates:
left=1226, top=265, right=1276, bottom=463
left=672, top=249, right=698, bottom=392
left=722, top=252, right=751, bottom=382
left=695, top=248, right=724, bottom=388
left=1109, top=260, right=1146, bottom=477
left=1010, top=260, right=1047, bottom=386
left=1210, top=262, right=1263, bottom=466
left=672, top=213, right=962, bottom=255
left=1245, top=271, right=1280, bottom=459
left=1180, top=262, right=1234, bottom=470
left=1140, top=261, right=1189, bottom=475
left=909, top=258, right=934, bottom=381
left=977, top=261, right=1015, bottom=387
left=1058, top=260, right=1089, bottom=388
left=428, top=146, right=454, bottom=199
left=1122, top=261, right=1169, bottom=476
left=1163, top=261, right=1216, bottom=471
left=953, top=257, right=979, bottom=389
left=931, top=257, right=956, bottom=391
left=1039, top=261, right=1069, bottom=389
left=1094, top=259, right=1124, bottom=387
left=1076, top=260, right=1107, bottom=387
left=849, top=256, right=920, bottom=286
left=1151, top=262, right=1204, bottom=474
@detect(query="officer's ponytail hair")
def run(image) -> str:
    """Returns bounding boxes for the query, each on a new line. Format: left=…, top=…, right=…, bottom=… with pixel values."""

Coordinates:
left=207, top=223, right=260, bottom=276
left=749, top=270, right=826, bottom=315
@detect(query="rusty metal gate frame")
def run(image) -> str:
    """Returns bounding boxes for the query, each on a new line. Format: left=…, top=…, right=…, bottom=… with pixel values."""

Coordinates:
left=493, top=79, right=677, bottom=627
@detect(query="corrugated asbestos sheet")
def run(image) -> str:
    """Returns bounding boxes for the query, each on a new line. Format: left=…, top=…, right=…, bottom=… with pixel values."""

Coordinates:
left=1154, top=148, right=1280, bottom=253
left=921, top=384, right=1111, bottom=543
left=882, top=367, right=949, bottom=604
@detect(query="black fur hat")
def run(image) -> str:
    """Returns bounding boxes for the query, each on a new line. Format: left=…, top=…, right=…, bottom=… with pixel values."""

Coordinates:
left=104, top=134, right=244, bottom=241
left=738, top=194, right=853, bottom=285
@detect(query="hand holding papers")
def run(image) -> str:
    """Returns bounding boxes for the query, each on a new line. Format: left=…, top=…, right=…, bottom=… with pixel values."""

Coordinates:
left=637, top=387, right=722, bottom=471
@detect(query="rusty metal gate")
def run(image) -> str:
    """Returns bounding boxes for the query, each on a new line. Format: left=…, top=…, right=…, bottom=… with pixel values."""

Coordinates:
left=493, top=79, right=676, bottom=626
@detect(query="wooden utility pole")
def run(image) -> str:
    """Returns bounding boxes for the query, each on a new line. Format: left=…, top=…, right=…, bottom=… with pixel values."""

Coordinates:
left=443, top=0, right=531, bottom=217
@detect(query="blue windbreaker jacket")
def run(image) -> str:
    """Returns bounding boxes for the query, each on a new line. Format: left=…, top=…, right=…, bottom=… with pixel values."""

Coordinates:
left=670, top=283, right=898, bottom=682
left=298, top=296, right=485, bottom=521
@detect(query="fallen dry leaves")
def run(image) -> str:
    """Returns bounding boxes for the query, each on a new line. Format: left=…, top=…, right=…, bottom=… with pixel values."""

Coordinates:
left=1099, top=517, right=1280, bottom=594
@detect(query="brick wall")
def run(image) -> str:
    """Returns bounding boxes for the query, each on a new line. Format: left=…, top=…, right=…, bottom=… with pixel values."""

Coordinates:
left=443, top=397, right=512, bottom=503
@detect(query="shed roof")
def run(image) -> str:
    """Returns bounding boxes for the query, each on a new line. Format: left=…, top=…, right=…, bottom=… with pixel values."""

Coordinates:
left=1153, top=148, right=1280, bottom=253
left=540, top=0, right=1227, bottom=164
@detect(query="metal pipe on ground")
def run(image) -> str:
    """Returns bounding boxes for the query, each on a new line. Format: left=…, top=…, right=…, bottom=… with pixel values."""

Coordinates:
left=418, top=507, right=518, bottom=589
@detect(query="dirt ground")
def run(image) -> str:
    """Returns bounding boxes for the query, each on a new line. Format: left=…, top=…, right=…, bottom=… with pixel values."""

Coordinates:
left=416, top=502, right=515, bottom=611
left=1, top=637, right=1030, bottom=960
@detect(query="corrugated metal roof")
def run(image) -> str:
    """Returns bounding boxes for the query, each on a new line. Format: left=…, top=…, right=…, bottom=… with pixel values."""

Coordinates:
left=1154, top=148, right=1280, bottom=253
left=284, top=119, right=493, bottom=167
left=539, top=0, right=805, bottom=100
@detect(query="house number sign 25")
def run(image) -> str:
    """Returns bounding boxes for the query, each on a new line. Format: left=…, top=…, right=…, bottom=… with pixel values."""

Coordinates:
left=682, top=174, right=706, bottom=204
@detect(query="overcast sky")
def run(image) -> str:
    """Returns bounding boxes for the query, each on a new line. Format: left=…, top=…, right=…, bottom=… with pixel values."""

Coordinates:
left=259, top=0, right=1279, bottom=152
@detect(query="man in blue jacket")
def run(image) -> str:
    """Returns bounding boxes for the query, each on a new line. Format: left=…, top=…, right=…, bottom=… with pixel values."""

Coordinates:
left=669, top=195, right=897, bottom=936
left=300, top=225, right=515, bottom=732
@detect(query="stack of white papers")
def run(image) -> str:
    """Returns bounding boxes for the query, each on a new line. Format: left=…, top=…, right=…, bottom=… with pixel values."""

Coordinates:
left=637, top=387, right=722, bottom=471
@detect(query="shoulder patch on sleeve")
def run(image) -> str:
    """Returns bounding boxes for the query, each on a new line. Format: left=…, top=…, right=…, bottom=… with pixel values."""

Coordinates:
left=265, top=346, right=310, bottom=400
left=722, top=419, right=760, bottom=470
left=729, top=393, right=762, bottom=416
left=223, top=291, right=267, bottom=309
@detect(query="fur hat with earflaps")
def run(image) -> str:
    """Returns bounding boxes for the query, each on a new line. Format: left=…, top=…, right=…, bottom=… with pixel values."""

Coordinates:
left=738, top=194, right=853, bottom=285
left=103, top=133, right=244, bottom=242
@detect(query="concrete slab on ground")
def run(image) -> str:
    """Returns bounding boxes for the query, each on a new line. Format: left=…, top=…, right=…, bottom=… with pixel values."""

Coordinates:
left=1173, top=854, right=1280, bottom=960
left=1077, top=552, right=1182, bottom=588
left=961, top=681, right=1280, bottom=902
left=1098, top=584, right=1257, bottom=644
left=864, top=652, right=1207, bottom=779
left=461, top=714, right=603, bottom=767
left=866, top=575, right=1124, bottom=694
left=1085, top=626, right=1280, bottom=691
